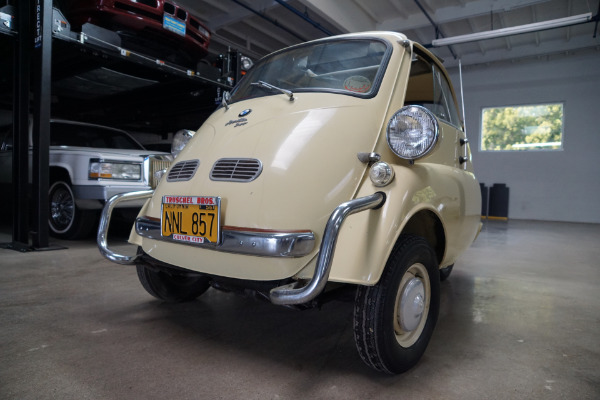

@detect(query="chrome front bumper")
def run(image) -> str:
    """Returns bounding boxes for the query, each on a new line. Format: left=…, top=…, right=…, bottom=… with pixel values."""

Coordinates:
left=97, top=190, right=154, bottom=264
left=97, top=190, right=386, bottom=305
left=134, top=217, right=315, bottom=258
left=270, top=192, right=385, bottom=305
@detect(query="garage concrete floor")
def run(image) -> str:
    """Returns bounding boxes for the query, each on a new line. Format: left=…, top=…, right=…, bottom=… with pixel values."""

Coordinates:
left=0, top=219, right=599, bottom=400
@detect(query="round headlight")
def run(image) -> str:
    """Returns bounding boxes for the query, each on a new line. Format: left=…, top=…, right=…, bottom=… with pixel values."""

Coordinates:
left=240, top=56, right=254, bottom=71
left=369, top=161, right=395, bottom=187
left=171, top=129, right=195, bottom=158
left=386, top=105, right=439, bottom=160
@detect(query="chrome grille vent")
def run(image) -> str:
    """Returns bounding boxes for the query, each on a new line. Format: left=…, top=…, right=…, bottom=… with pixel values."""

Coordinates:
left=167, top=159, right=199, bottom=182
left=210, top=158, right=262, bottom=182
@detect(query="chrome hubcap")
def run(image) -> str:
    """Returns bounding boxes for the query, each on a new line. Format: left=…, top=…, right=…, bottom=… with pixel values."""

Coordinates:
left=394, top=262, right=430, bottom=347
left=398, top=277, right=425, bottom=332
left=49, top=185, right=74, bottom=231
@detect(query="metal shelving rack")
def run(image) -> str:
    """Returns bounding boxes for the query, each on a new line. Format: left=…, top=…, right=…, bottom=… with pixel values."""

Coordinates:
left=0, top=0, right=239, bottom=250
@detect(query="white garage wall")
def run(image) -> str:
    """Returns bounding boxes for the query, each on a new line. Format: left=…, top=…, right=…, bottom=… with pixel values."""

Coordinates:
left=448, top=50, right=600, bottom=223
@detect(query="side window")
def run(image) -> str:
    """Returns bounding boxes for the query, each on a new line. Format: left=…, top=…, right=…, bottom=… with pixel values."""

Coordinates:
left=433, top=66, right=461, bottom=128
left=404, top=55, right=433, bottom=107
left=405, top=53, right=462, bottom=129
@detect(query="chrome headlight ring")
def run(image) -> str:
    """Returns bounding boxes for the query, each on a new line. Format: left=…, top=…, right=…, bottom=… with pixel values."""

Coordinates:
left=386, top=105, right=439, bottom=160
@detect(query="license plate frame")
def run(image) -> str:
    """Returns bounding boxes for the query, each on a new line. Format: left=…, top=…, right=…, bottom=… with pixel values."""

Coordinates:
left=161, top=195, right=221, bottom=245
left=163, top=13, right=186, bottom=36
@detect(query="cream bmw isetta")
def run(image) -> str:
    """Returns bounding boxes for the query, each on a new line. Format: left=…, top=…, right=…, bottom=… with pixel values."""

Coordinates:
left=98, top=31, right=481, bottom=374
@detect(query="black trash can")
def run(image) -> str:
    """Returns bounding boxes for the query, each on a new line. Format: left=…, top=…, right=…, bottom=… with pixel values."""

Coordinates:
left=488, top=183, right=509, bottom=220
left=480, top=183, right=488, bottom=218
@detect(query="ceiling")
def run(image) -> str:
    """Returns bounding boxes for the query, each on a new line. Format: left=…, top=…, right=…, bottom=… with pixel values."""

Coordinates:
left=1, top=0, right=598, bottom=135
left=184, top=0, right=600, bottom=69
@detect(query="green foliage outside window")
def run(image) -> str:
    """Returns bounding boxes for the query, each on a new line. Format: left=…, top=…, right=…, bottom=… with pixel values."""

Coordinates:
left=481, top=103, right=563, bottom=151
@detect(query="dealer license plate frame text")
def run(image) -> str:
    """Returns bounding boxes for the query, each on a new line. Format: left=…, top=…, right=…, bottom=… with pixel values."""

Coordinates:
left=161, top=195, right=221, bottom=245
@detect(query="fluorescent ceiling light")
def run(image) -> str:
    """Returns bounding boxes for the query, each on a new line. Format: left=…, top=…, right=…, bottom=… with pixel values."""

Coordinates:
left=432, top=13, right=592, bottom=47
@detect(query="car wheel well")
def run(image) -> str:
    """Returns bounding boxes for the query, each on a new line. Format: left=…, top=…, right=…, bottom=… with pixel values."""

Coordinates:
left=401, top=210, right=445, bottom=265
left=49, top=167, right=71, bottom=184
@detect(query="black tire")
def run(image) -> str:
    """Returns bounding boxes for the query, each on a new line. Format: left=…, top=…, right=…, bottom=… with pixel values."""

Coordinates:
left=353, top=234, right=440, bottom=374
left=136, top=264, right=210, bottom=302
left=48, top=180, right=97, bottom=239
left=439, top=264, right=454, bottom=281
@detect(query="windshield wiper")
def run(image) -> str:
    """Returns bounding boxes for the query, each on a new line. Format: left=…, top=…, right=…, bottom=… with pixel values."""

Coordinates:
left=251, top=80, right=294, bottom=101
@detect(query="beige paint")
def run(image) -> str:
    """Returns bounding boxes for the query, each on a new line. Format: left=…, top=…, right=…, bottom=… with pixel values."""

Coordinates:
left=129, top=32, right=481, bottom=285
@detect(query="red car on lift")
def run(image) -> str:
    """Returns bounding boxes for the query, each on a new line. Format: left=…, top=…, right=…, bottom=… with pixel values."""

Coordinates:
left=57, top=0, right=211, bottom=67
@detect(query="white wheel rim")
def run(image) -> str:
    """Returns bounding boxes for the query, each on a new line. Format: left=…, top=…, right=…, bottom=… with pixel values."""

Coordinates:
left=393, top=263, right=430, bottom=347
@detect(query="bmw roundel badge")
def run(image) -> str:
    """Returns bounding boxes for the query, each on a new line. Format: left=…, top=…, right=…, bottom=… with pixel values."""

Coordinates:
left=239, top=109, right=252, bottom=117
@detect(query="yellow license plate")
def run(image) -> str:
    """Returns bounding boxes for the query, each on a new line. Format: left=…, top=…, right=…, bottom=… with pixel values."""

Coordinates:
left=161, top=196, right=221, bottom=244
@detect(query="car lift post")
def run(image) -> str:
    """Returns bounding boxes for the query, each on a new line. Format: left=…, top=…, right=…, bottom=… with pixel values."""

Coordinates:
left=31, top=0, right=53, bottom=249
left=8, top=0, right=53, bottom=251
left=11, top=0, right=31, bottom=250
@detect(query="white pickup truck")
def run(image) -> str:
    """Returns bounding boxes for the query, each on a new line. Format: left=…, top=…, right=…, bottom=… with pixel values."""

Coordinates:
left=0, top=119, right=171, bottom=239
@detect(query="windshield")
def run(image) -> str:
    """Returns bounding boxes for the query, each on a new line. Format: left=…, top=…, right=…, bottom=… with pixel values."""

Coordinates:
left=230, top=38, right=390, bottom=103
left=50, top=122, right=144, bottom=150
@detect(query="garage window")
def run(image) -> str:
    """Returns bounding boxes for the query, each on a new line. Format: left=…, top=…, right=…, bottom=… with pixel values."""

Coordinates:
left=481, top=103, right=564, bottom=151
